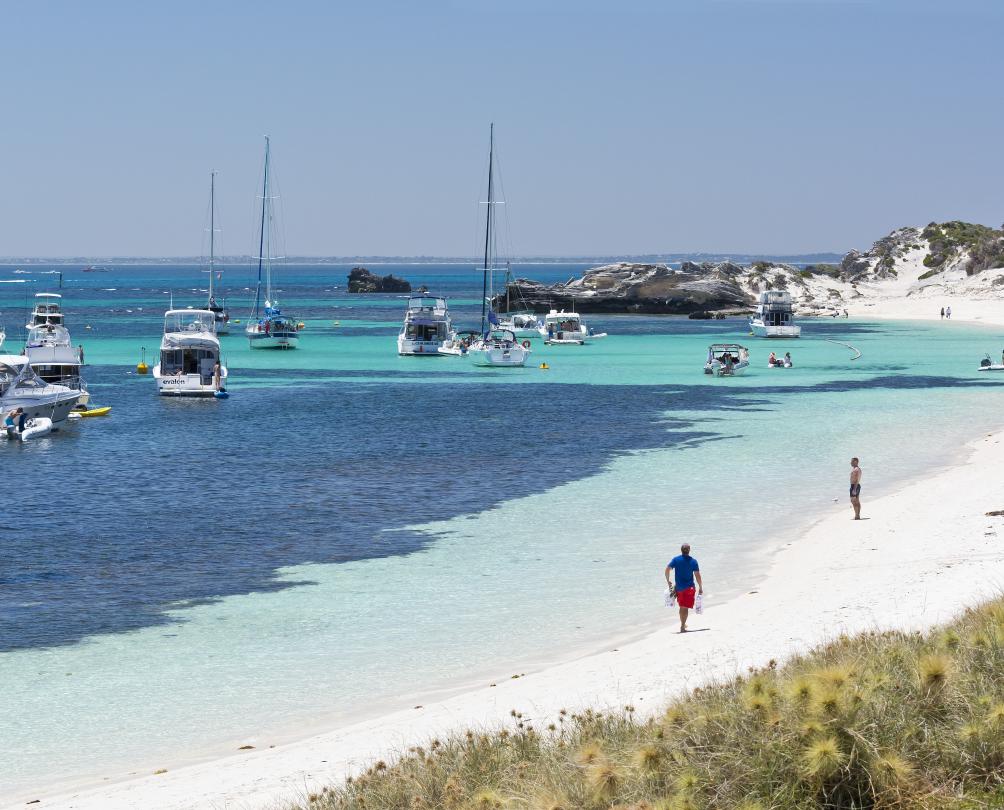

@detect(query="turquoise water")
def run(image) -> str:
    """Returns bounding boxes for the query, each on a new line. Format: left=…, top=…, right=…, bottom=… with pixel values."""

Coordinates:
left=2, top=265, right=1003, bottom=799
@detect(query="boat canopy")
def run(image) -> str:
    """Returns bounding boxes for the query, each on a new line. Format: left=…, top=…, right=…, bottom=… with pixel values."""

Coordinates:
left=164, top=310, right=216, bottom=334
left=26, top=324, right=72, bottom=348
left=407, top=296, right=447, bottom=313
left=758, top=290, right=792, bottom=305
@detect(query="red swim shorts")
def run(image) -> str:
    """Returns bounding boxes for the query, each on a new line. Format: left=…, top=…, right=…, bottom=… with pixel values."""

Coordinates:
left=676, top=587, right=696, bottom=609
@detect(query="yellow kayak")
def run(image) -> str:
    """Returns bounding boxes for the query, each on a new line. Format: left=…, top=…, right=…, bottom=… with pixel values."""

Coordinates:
left=79, top=406, right=112, bottom=417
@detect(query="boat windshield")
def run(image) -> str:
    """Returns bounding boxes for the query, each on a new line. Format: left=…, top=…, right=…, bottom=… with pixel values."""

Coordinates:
left=26, top=324, right=71, bottom=347
left=164, top=311, right=215, bottom=334
left=407, top=297, right=446, bottom=314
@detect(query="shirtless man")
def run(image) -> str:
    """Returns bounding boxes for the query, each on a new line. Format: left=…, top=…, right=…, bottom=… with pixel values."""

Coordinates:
left=849, top=457, right=862, bottom=520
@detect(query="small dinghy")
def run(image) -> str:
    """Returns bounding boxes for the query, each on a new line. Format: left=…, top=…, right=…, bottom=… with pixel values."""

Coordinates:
left=78, top=406, right=112, bottom=417
left=3, top=416, right=53, bottom=440
left=978, top=355, right=1004, bottom=372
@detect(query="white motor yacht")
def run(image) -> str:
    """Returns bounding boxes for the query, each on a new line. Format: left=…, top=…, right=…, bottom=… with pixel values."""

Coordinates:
left=398, top=294, right=452, bottom=356
left=704, top=343, right=750, bottom=377
left=153, top=309, right=228, bottom=396
left=0, top=357, right=80, bottom=426
left=24, top=323, right=89, bottom=406
left=542, top=309, right=607, bottom=344
left=26, top=292, right=65, bottom=329
left=496, top=311, right=544, bottom=339
left=749, top=290, right=801, bottom=338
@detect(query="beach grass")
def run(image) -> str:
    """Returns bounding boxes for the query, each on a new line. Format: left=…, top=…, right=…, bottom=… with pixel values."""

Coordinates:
left=293, top=599, right=1004, bottom=809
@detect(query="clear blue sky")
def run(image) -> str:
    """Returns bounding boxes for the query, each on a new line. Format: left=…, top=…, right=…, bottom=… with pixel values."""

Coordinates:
left=3, top=0, right=1002, bottom=257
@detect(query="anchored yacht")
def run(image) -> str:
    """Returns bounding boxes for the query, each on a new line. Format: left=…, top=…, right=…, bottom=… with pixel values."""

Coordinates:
left=397, top=294, right=452, bottom=356
left=749, top=290, right=801, bottom=338
left=153, top=309, right=227, bottom=396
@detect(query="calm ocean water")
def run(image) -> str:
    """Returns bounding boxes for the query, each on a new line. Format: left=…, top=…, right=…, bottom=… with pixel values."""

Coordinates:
left=1, top=263, right=1002, bottom=797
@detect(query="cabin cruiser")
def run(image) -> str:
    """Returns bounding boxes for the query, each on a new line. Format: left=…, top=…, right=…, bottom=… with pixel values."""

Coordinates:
left=24, top=323, right=89, bottom=406
left=0, top=357, right=80, bottom=426
left=26, top=292, right=65, bottom=329
left=704, top=343, right=750, bottom=377
left=467, top=328, right=530, bottom=367
left=397, top=295, right=452, bottom=356
left=542, top=309, right=607, bottom=344
left=496, top=312, right=544, bottom=339
left=749, top=290, right=801, bottom=338
left=153, top=309, right=228, bottom=396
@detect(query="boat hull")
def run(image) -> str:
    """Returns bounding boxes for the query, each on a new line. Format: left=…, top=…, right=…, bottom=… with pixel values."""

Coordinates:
left=1, top=390, right=80, bottom=425
left=468, top=345, right=529, bottom=367
left=153, top=365, right=228, bottom=396
left=750, top=321, right=801, bottom=338
left=704, top=362, right=749, bottom=377
left=398, top=337, right=445, bottom=356
left=248, top=333, right=298, bottom=349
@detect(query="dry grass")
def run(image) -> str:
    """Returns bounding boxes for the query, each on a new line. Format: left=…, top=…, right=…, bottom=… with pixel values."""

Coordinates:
left=293, top=600, right=1004, bottom=809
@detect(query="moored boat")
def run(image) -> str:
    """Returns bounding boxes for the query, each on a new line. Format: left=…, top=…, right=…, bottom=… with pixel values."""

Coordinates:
left=704, top=343, right=750, bottom=377
left=246, top=137, right=299, bottom=350
left=749, top=290, right=801, bottom=338
left=466, top=124, right=530, bottom=368
left=542, top=309, right=606, bottom=344
left=0, top=358, right=80, bottom=425
left=204, top=171, right=230, bottom=335
left=152, top=309, right=228, bottom=396
left=24, top=323, right=89, bottom=406
left=397, top=294, right=452, bottom=356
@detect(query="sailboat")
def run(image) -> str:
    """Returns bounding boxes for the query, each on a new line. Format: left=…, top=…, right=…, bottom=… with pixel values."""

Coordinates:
left=467, top=125, right=530, bottom=369
left=246, top=137, right=299, bottom=349
left=205, top=172, right=230, bottom=335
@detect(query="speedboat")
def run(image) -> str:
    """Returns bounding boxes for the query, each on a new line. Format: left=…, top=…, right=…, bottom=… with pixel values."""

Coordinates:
left=438, top=330, right=479, bottom=356
left=24, top=323, right=89, bottom=406
left=749, top=290, right=801, bottom=338
left=25, top=292, right=65, bottom=329
left=246, top=137, right=299, bottom=350
left=398, top=294, right=452, bottom=356
left=542, top=309, right=607, bottom=344
left=704, top=343, right=750, bottom=377
left=0, top=358, right=80, bottom=426
left=978, top=355, right=1004, bottom=372
left=152, top=309, right=228, bottom=396
left=467, top=328, right=530, bottom=367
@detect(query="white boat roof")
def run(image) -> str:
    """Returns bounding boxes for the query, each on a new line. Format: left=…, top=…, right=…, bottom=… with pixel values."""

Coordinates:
left=165, top=308, right=215, bottom=316
left=545, top=309, right=580, bottom=317
left=35, top=293, right=62, bottom=299
left=0, top=353, right=28, bottom=366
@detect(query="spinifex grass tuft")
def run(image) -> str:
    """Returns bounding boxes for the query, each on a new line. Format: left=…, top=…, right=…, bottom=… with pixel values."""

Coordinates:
left=296, top=597, right=1004, bottom=810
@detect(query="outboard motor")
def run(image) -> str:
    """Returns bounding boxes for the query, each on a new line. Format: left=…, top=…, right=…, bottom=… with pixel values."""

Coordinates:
left=981, top=356, right=992, bottom=368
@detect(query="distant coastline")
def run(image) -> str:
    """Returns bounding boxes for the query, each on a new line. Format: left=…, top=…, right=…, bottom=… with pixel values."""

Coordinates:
left=0, top=252, right=845, bottom=266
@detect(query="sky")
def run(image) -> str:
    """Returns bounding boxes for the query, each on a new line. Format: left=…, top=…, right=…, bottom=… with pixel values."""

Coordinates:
left=2, top=0, right=1003, bottom=257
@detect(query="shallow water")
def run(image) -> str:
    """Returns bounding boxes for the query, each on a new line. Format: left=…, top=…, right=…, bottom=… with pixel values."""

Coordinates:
left=1, top=264, right=1003, bottom=797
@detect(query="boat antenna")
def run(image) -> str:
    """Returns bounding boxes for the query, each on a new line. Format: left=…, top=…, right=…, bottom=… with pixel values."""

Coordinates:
left=481, top=123, right=494, bottom=335
left=253, top=137, right=270, bottom=318
left=208, top=171, right=216, bottom=303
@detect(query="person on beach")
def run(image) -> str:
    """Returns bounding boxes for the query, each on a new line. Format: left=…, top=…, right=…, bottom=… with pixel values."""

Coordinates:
left=940, top=307, right=945, bottom=319
left=849, top=457, right=862, bottom=520
left=946, top=306, right=952, bottom=319
left=665, top=544, right=703, bottom=633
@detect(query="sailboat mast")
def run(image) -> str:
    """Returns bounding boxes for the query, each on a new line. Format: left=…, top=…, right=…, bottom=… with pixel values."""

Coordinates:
left=481, top=124, right=494, bottom=334
left=208, top=171, right=216, bottom=302
left=254, top=137, right=270, bottom=316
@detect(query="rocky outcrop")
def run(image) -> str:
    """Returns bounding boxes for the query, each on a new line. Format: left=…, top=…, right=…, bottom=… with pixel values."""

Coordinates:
left=491, top=262, right=754, bottom=315
left=347, top=267, right=411, bottom=293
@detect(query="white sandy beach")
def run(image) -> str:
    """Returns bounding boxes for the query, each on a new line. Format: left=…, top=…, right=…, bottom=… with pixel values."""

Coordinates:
left=11, top=423, right=1004, bottom=810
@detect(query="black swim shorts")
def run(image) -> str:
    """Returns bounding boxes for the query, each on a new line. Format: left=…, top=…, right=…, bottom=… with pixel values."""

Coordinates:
left=850, top=483, right=861, bottom=498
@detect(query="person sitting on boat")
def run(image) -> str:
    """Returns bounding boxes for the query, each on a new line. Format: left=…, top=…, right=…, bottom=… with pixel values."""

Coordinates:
left=768, top=351, right=778, bottom=367
left=4, top=408, right=20, bottom=436
left=722, top=353, right=734, bottom=374
left=783, top=352, right=793, bottom=368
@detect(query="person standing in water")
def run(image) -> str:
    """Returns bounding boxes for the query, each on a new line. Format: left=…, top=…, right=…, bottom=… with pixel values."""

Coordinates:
left=665, top=543, right=703, bottom=633
left=849, top=457, right=863, bottom=520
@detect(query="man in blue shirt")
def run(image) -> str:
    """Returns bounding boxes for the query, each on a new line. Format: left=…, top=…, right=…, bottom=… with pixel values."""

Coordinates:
left=665, top=543, right=703, bottom=633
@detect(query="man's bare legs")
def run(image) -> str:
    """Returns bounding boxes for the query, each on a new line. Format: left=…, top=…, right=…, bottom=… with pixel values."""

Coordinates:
left=679, top=606, right=689, bottom=632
